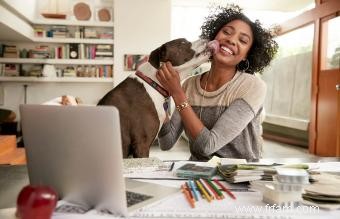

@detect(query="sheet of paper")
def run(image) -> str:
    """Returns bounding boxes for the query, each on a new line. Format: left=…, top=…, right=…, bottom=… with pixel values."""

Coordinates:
left=207, top=156, right=247, bottom=166
left=306, top=162, right=340, bottom=173
left=123, top=169, right=177, bottom=179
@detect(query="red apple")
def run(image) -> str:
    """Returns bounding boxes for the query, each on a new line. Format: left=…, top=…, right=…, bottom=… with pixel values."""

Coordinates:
left=16, top=185, right=58, bottom=219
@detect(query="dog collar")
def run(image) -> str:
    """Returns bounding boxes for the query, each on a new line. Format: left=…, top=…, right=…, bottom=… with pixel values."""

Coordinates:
left=135, top=71, right=170, bottom=98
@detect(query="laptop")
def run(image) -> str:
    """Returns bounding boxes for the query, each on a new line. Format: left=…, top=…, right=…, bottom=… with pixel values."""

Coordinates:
left=20, top=104, right=178, bottom=216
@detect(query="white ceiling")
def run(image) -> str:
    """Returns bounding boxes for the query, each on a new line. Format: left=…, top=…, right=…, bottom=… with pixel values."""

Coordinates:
left=172, top=0, right=315, bottom=12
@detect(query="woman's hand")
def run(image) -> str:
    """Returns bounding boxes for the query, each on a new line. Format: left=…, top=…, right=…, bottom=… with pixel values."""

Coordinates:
left=156, top=62, right=185, bottom=101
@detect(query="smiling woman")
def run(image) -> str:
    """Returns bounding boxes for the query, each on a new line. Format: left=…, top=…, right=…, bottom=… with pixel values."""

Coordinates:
left=157, top=4, right=278, bottom=161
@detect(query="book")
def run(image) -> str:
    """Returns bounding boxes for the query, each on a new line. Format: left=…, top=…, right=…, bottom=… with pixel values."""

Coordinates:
left=175, top=163, right=216, bottom=179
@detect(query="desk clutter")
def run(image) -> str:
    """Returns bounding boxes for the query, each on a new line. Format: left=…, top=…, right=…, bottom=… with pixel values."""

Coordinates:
left=173, top=159, right=340, bottom=211
left=7, top=158, right=340, bottom=218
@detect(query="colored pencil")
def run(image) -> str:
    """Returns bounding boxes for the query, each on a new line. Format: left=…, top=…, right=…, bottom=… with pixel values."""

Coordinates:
left=188, top=180, right=199, bottom=201
left=181, top=184, right=195, bottom=208
left=205, top=179, right=224, bottom=199
left=207, top=179, right=224, bottom=198
left=194, top=180, right=205, bottom=199
left=199, top=178, right=215, bottom=200
left=195, top=180, right=212, bottom=202
left=184, top=182, right=194, bottom=200
left=213, top=179, right=236, bottom=200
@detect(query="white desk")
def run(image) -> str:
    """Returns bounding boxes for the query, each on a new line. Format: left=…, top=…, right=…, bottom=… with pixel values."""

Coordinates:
left=1, top=159, right=340, bottom=219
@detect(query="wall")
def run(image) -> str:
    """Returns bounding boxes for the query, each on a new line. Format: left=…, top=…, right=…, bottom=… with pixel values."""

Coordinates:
left=2, top=82, right=112, bottom=106
left=2, top=0, right=37, bottom=21
left=0, top=4, right=34, bottom=41
left=262, top=52, right=312, bottom=131
left=114, top=0, right=171, bottom=85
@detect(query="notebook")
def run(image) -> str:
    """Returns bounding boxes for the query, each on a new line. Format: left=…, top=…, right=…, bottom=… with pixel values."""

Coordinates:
left=20, top=104, right=178, bottom=216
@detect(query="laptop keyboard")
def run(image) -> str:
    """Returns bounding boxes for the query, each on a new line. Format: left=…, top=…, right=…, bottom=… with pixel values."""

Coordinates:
left=54, top=191, right=154, bottom=214
left=126, top=190, right=153, bottom=207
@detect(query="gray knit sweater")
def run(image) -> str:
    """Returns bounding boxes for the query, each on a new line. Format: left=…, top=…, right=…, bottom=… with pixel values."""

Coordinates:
left=158, top=71, right=266, bottom=161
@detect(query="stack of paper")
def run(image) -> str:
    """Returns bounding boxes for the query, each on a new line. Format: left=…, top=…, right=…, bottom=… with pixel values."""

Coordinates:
left=303, top=173, right=340, bottom=210
left=217, top=163, right=310, bottom=183
left=217, top=164, right=277, bottom=183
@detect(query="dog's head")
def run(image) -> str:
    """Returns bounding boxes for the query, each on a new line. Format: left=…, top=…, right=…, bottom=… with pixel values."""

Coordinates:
left=146, top=38, right=218, bottom=80
left=148, top=38, right=194, bottom=68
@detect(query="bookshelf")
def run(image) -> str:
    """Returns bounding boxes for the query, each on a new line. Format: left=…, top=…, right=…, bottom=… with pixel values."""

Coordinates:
left=0, top=76, right=113, bottom=83
left=0, top=0, right=172, bottom=119
left=0, top=0, right=114, bottom=81
left=0, top=58, right=114, bottom=65
left=32, top=37, right=114, bottom=44
left=33, top=19, right=114, bottom=27
left=0, top=0, right=116, bottom=117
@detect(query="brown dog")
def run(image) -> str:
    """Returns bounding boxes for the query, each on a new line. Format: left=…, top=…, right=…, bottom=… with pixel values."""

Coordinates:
left=98, top=38, right=218, bottom=158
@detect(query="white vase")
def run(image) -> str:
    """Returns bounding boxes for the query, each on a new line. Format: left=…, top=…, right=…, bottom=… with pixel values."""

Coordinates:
left=42, top=64, right=57, bottom=77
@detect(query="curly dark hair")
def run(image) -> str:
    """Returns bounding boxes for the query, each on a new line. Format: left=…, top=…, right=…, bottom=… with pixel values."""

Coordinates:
left=200, top=4, right=278, bottom=74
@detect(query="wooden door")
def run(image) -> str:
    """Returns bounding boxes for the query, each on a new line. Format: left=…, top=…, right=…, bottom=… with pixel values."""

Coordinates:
left=315, top=14, right=340, bottom=156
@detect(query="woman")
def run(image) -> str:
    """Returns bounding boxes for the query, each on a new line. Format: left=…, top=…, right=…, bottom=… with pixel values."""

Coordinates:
left=156, top=5, right=278, bottom=161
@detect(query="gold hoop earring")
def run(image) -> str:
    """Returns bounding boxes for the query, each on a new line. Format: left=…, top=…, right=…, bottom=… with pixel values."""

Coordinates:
left=243, top=59, right=249, bottom=72
left=237, top=59, right=249, bottom=72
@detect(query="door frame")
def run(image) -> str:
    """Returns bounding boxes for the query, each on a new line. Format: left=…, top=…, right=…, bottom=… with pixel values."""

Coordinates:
left=277, top=0, right=340, bottom=154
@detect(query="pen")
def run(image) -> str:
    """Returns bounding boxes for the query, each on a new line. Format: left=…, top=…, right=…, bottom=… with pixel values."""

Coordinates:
left=213, top=179, right=236, bottom=200
left=188, top=180, right=199, bottom=201
left=181, top=184, right=195, bottom=208
left=199, top=178, right=215, bottom=200
left=195, top=180, right=212, bottom=202
left=169, top=162, right=175, bottom=171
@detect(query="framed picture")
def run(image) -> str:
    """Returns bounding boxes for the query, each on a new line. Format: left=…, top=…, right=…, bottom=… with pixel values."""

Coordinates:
left=124, top=54, right=148, bottom=71
left=72, top=0, right=93, bottom=21
left=95, top=7, right=112, bottom=22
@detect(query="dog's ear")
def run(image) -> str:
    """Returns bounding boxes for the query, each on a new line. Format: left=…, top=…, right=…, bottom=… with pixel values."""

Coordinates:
left=148, top=47, right=161, bottom=69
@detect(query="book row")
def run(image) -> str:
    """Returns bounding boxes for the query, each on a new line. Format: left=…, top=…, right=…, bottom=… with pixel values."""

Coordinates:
left=0, top=64, right=113, bottom=78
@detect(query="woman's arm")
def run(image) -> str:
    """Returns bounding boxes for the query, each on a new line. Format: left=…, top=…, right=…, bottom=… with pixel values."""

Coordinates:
left=158, top=110, right=184, bottom=150
left=191, top=99, right=256, bottom=156
left=156, top=62, right=205, bottom=139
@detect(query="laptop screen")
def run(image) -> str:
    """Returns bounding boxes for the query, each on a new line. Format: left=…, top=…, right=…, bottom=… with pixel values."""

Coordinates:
left=20, top=104, right=128, bottom=215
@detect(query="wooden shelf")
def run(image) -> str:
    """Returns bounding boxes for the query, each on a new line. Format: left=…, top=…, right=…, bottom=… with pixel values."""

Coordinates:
left=33, top=19, right=114, bottom=27
left=32, top=37, right=114, bottom=44
left=0, top=58, right=114, bottom=65
left=0, top=76, right=113, bottom=83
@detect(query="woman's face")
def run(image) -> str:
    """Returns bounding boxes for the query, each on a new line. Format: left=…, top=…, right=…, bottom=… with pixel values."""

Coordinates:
left=213, top=19, right=253, bottom=68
